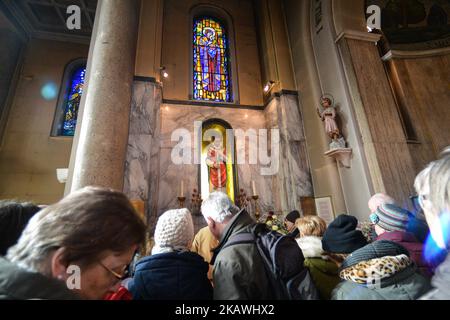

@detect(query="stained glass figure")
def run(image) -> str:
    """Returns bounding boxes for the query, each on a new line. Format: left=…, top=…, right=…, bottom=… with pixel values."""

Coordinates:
left=62, top=66, right=85, bottom=136
left=193, top=17, right=231, bottom=102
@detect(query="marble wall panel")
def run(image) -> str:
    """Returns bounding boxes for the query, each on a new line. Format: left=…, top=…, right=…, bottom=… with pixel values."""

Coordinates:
left=126, top=90, right=313, bottom=232
left=124, top=81, right=161, bottom=227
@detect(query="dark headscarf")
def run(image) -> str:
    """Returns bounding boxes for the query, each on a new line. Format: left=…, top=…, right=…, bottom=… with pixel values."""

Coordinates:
left=285, top=210, right=301, bottom=224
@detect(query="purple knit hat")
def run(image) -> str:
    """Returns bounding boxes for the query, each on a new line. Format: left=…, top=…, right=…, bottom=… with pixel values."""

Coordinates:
left=370, top=203, right=410, bottom=232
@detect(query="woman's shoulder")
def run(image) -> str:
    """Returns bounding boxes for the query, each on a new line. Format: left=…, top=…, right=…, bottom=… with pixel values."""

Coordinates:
left=136, top=251, right=207, bottom=269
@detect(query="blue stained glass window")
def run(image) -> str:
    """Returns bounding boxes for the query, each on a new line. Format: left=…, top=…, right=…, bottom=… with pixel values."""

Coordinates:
left=62, top=66, right=85, bottom=136
left=193, top=17, right=231, bottom=102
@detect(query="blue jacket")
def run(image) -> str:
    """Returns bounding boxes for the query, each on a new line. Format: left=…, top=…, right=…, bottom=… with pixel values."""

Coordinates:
left=129, top=251, right=213, bottom=300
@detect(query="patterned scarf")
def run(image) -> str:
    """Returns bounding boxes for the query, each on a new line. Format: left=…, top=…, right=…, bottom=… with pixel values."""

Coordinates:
left=339, top=254, right=412, bottom=287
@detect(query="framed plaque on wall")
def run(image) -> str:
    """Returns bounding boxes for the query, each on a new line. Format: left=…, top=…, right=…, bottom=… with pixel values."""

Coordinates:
left=314, top=196, right=335, bottom=225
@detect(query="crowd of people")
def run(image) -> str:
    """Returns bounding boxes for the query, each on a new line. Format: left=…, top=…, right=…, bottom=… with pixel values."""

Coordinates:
left=0, top=147, right=448, bottom=300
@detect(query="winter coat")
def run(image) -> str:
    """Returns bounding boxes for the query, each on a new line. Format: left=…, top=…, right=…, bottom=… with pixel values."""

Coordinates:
left=211, top=209, right=273, bottom=300
left=129, top=251, right=213, bottom=300
left=0, top=257, right=78, bottom=300
left=332, top=241, right=431, bottom=300
left=421, top=251, right=450, bottom=300
left=376, top=231, right=432, bottom=277
left=296, top=236, right=340, bottom=300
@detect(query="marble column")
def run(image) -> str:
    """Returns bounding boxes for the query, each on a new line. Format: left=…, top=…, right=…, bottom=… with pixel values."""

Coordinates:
left=66, top=0, right=141, bottom=193
left=265, top=92, right=313, bottom=216
left=124, top=80, right=162, bottom=226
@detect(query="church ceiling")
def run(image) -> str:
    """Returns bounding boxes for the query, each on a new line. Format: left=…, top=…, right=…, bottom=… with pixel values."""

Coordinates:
left=1, top=0, right=97, bottom=43
left=366, top=0, right=450, bottom=50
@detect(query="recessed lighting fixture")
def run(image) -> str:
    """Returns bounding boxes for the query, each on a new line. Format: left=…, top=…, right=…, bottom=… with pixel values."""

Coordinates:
left=263, top=80, right=275, bottom=93
left=160, top=66, right=169, bottom=79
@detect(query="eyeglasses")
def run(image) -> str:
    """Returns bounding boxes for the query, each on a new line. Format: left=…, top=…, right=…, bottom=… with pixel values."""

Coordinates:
left=98, top=261, right=129, bottom=282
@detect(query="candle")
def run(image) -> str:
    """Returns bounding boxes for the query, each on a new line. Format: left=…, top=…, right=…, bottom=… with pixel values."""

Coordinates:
left=180, top=180, right=184, bottom=197
left=252, top=180, right=256, bottom=196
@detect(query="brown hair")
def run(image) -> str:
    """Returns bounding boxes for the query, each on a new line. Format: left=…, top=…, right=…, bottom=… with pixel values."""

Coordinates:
left=296, top=215, right=327, bottom=237
left=7, top=186, right=146, bottom=275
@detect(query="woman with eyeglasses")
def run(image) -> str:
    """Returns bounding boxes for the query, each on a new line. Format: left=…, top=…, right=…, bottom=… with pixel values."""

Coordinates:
left=0, top=187, right=146, bottom=300
left=415, top=147, right=450, bottom=300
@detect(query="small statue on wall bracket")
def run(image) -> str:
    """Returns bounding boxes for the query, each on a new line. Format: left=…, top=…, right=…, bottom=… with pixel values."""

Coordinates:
left=316, top=94, right=347, bottom=150
left=317, top=94, right=353, bottom=168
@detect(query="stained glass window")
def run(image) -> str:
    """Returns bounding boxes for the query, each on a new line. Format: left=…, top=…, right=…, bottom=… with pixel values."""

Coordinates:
left=62, top=66, right=85, bottom=136
left=193, top=17, right=231, bottom=102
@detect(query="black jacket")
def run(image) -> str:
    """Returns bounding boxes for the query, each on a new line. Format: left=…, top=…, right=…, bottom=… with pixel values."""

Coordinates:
left=0, top=257, right=78, bottom=300
left=129, top=251, right=213, bottom=300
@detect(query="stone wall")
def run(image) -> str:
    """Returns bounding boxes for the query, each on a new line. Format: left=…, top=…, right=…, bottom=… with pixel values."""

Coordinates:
left=124, top=82, right=312, bottom=234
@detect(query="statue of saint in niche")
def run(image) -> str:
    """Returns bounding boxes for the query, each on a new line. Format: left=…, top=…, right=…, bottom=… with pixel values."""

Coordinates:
left=205, top=134, right=227, bottom=193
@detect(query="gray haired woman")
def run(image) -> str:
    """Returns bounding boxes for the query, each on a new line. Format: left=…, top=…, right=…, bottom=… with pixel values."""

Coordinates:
left=0, top=186, right=146, bottom=300
left=415, top=147, right=450, bottom=299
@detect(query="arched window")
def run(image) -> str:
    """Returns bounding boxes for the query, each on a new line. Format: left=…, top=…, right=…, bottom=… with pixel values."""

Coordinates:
left=193, top=17, right=231, bottom=102
left=51, top=59, right=86, bottom=137
left=62, top=66, right=85, bottom=136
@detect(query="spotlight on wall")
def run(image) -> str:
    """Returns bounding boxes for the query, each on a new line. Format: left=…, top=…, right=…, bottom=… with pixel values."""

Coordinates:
left=160, top=66, right=169, bottom=79
left=263, top=80, right=275, bottom=94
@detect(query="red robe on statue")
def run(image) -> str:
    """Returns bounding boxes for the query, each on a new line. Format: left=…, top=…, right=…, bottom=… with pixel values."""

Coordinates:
left=207, top=48, right=218, bottom=92
left=207, top=147, right=227, bottom=189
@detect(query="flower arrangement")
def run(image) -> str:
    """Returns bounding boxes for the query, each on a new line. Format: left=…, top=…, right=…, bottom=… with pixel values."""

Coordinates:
left=261, top=211, right=289, bottom=235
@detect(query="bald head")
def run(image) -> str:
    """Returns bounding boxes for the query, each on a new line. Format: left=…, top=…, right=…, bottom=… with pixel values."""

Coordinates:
left=368, top=193, right=396, bottom=213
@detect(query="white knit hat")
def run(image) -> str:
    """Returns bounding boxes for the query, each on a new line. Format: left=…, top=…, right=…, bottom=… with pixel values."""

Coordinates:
left=154, top=208, right=194, bottom=250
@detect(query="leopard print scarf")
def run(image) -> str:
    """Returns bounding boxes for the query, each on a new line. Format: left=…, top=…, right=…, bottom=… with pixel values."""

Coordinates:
left=339, top=254, right=412, bottom=287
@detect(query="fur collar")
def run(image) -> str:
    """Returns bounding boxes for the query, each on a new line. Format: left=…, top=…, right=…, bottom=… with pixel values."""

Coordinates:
left=296, top=236, right=325, bottom=259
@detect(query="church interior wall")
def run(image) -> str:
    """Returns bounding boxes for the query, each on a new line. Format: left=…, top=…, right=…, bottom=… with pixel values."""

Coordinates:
left=283, top=0, right=349, bottom=218
left=333, top=0, right=450, bottom=206
left=254, top=0, right=297, bottom=94
left=0, top=0, right=447, bottom=226
left=309, top=0, right=377, bottom=221
left=343, top=37, right=417, bottom=204
left=0, top=11, right=25, bottom=146
left=127, top=0, right=314, bottom=230
left=386, top=54, right=450, bottom=173
left=135, top=0, right=163, bottom=80
left=0, top=38, right=89, bottom=204
left=157, top=102, right=268, bottom=233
